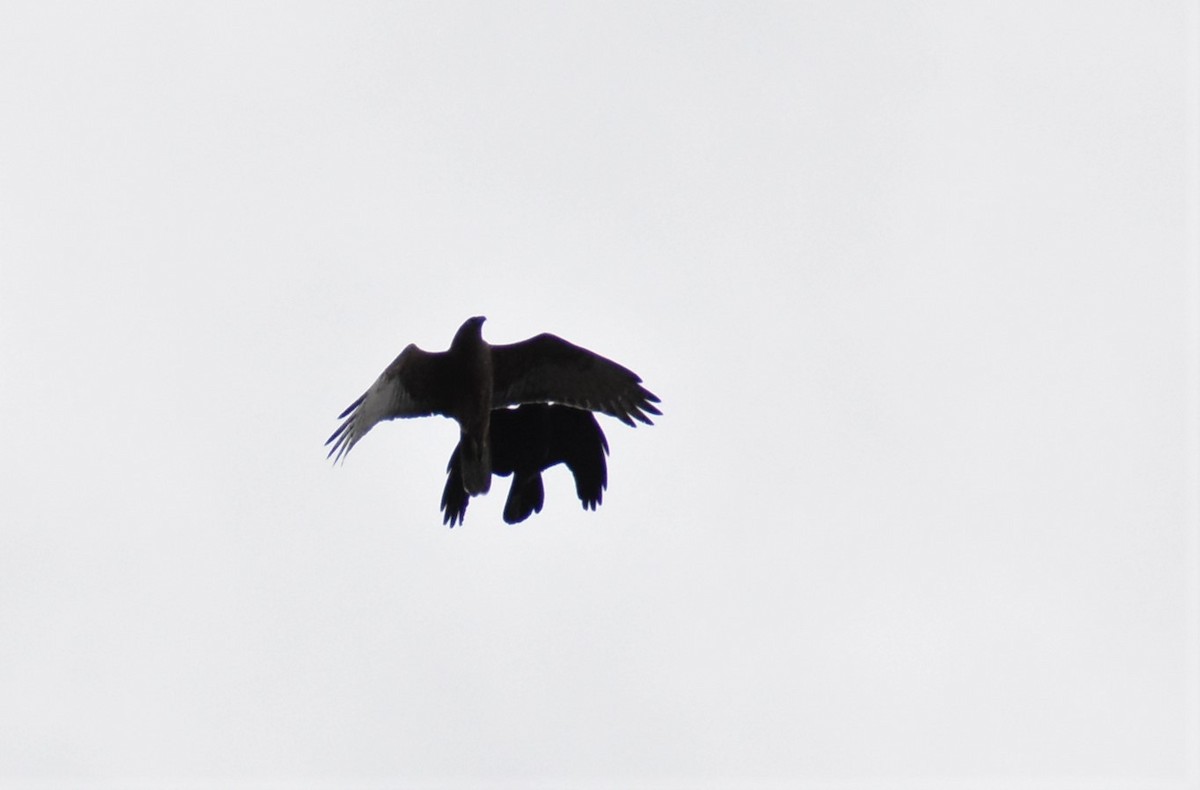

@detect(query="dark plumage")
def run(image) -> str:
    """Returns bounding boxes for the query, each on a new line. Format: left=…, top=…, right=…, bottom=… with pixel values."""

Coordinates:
left=326, top=316, right=659, bottom=497
left=441, top=404, right=609, bottom=527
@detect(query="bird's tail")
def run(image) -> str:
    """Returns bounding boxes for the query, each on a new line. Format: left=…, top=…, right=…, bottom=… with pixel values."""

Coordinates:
left=459, top=433, right=492, bottom=496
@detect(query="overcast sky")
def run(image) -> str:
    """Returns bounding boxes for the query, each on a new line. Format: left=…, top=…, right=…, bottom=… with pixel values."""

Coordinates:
left=1, top=2, right=1197, bottom=788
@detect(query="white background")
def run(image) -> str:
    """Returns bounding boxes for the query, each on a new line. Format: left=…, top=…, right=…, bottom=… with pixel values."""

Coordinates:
left=1, top=2, right=1197, bottom=788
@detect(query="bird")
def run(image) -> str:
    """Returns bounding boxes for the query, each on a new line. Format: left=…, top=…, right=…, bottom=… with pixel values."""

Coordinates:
left=441, top=404, right=609, bottom=527
left=326, top=316, right=659, bottom=497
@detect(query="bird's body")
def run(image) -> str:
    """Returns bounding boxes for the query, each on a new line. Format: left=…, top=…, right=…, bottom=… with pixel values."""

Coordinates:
left=441, top=404, right=609, bottom=526
left=442, top=318, right=494, bottom=494
left=326, top=316, right=658, bottom=503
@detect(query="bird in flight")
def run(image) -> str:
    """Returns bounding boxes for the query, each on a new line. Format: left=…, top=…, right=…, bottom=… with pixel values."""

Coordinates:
left=440, top=403, right=609, bottom=527
left=326, top=316, right=659, bottom=506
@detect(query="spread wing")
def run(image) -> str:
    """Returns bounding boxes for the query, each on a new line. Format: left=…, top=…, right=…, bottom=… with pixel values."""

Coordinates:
left=440, top=443, right=469, bottom=526
left=550, top=407, right=609, bottom=511
left=326, top=344, right=448, bottom=463
left=490, top=333, right=661, bottom=426
left=493, top=404, right=607, bottom=521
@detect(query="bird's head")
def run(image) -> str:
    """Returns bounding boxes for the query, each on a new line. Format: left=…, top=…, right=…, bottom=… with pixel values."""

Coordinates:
left=451, top=315, right=487, bottom=348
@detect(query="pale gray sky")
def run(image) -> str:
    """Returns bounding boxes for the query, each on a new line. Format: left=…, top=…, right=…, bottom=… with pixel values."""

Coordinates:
left=1, top=2, right=1197, bottom=788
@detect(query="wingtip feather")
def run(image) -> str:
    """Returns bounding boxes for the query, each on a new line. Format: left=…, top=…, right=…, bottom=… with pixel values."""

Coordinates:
left=338, top=395, right=366, bottom=420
